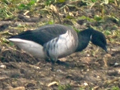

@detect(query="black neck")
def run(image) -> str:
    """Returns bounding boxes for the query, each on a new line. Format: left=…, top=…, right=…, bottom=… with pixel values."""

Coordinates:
left=75, top=28, right=93, bottom=52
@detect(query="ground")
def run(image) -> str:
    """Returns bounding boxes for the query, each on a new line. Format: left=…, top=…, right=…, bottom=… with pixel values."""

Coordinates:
left=0, top=0, right=120, bottom=90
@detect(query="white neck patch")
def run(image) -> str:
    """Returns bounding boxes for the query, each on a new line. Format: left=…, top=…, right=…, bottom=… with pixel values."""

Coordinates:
left=90, top=35, right=92, bottom=40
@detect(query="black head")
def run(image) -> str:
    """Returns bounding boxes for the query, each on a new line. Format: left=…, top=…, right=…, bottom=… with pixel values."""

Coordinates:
left=75, top=28, right=107, bottom=52
left=90, top=30, right=107, bottom=52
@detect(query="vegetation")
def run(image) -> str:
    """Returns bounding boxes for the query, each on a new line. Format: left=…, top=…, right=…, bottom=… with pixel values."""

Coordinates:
left=0, top=0, right=120, bottom=90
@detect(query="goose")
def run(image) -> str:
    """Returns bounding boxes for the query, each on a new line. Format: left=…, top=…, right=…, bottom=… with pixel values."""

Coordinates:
left=9, top=24, right=107, bottom=70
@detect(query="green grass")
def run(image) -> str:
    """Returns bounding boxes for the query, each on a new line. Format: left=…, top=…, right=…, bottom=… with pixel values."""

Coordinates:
left=0, top=0, right=120, bottom=89
left=58, top=84, right=72, bottom=90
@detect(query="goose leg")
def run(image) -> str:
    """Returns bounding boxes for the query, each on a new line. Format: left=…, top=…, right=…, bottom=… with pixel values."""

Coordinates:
left=45, top=58, right=56, bottom=71
left=46, top=58, right=66, bottom=65
left=45, top=58, right=51, bottom=62
left=45, top=59, right=69, bottom=70
left=56, top=60, right=69, bottom=67
left=45, top=58, right=69, bottom=71
left=51, top=59, right=56, bottom=71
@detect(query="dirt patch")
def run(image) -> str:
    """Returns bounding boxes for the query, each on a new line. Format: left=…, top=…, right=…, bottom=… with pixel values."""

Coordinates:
left=0, top=1, right=120, bottom=89
left=0, top=42, right=120, bottom=90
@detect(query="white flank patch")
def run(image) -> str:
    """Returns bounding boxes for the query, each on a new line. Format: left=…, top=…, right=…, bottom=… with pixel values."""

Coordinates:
left=45, top=30, right=76, bottom=59
left=9, top=38, right=45, bottom=58
left=57, top=30, right=75, bottom=56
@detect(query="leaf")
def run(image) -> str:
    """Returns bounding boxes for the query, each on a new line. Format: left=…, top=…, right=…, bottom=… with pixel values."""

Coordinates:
left=50, top=4, right=58, bottom=13
left=94, top=15, right=103, bottom=21
left=48, top=20, right=54, bottom=24
left=104, top=30, right=111, bottom=35
left=28, top=0, right=36, bottom=6
left=18, top=4, right=26, bottom=10
left=104, top=0, right=109, bottom=4
left=91, top=0, right=97, bottom=3
left=58, top=0, right=65, bottom=3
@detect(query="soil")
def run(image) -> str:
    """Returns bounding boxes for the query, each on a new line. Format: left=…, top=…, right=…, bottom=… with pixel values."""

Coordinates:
left=0, top=23, right=120, bottom=90
left=0, top=2, right=120, bottom=90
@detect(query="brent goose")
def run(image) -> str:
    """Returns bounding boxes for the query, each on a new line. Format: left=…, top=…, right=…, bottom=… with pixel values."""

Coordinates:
left=9, top=24, right=107, bottom=70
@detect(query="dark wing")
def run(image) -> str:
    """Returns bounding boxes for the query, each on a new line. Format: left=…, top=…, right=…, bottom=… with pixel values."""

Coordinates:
left=9, top=24, right=70, bottom=46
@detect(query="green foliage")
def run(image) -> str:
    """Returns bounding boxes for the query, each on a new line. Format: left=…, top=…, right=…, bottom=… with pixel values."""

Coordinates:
left=0, top=0, right=120, bottom=90
left=18, top=0, right=37, bottom=10
left=112, top=86, right=120, bottom=90
left=58, top=84, right=72, bottom=90
left=47, top=20, right=55, bottom=25
left=0, top=0, right=119, bottom=21
left=79, top=16, right=94, bottom=22
left=91, top=0, right=97, bottom=3
left=104, top=30, right=111, bottom=35
left=79, top=88, right=85, bottom=90
left=0, top=1, right=14, bottom=19
left=9, top=42, right=14, bottom=46
left=94, top=15, right=103, bottom=22
left=0, top=7, right=12, bottom=19
left=45, top=0, right=55, bottom=5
